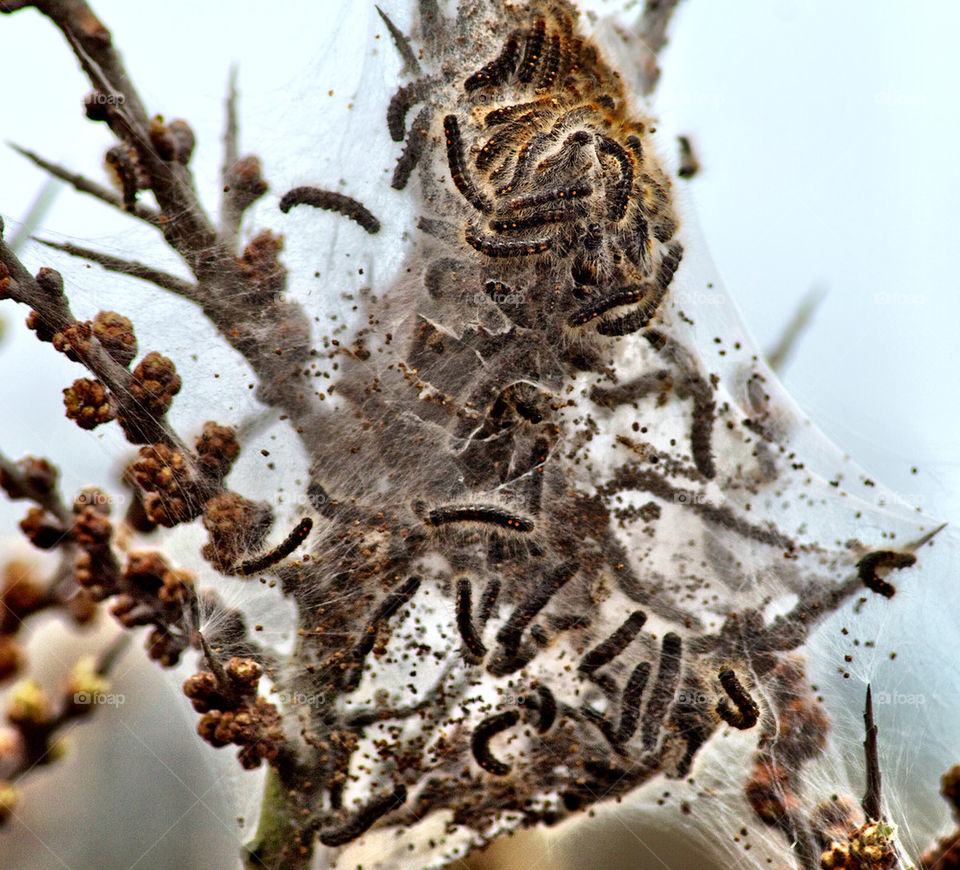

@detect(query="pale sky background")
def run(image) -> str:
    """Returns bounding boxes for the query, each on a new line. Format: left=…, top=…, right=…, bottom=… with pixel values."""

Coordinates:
left=1, top=2, right=958, bottom=868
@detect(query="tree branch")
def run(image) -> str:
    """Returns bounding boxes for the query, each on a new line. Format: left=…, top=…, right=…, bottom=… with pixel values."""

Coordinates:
left=9, top=143, right=162, bottom=227
left=635, top=0, right=683, bottom=96
left=35, top=238, right=198, bottom=298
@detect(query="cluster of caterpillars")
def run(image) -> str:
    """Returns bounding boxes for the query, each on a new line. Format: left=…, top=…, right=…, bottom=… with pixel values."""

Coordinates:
left=451, top=563, right=761, bottom=778
left=259, top=0, right=779, bottom=853
left=387, top=5, right=683, bottom=337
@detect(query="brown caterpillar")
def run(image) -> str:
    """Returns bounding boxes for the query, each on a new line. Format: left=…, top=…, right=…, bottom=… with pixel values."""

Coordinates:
left=471, top=710, right=519, bottom=775
left=578, top=610, right=648, bottom=676
left=464, top=31, right=520, bottom=91
left=387, top=78, right=431, bottom=142
left=343, top=576, right=421, bottom=691
left=425, top=504, right=534, bottom=532
left=616, top=660, right=652, bottom=744
left=455, top=577, right=487, bottom=662
left=443, top=114, right=493, bottom=213
left=532, top=684, right=557, bottom=733
left=392, top=106, right=432, bottom=191
left=494, top=561, right=577, bottom=666
left=857, top=550, right=917, bottom=598
left=278, top=187, right=380, bottom=233
left=640, top=632, right=683, bottom=750
left=235, top=518, right=313, bottom=576
left=318, top=784, right=408, bottom=847
left=716, top=669, right=760, bottom=730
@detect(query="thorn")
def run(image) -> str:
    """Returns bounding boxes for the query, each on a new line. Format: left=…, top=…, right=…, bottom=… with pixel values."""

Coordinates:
left=376, top=5, right=422, bottom=75
left=766, top=285, right=826, bottom=372
left=862, top=684, right=883, bottom=822
left=903, top=521, right=947, bottom=553
left=95, top=633, right=132, bottom=677
left=199, top=631, right=233, bottom=695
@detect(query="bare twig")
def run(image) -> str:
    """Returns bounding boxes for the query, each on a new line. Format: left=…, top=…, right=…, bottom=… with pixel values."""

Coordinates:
left=635, top=0, right=683, bottom=95
left=0, top=449, right=72, bottom=526
left=6, top=178, right=60, bottom=253
left=9, top=143, right=161, bottom=227
left=766, top=286, right=826, bottom=372
left=377, top=5, right=422, bottom=75
left=2, top=0, right=337, bottom=454
left=677, top=134, right=700, bottom=179
left=1, top=0, right=151, bottom=126
left=35, top=238, right=198, bottom=298
left=0, top=221, right=186, bottom=451
left=220, top=66, right=242, bottom=244
left=60, top=28, right=221, bottom=264
left=862, top=685, right=882, bottom=822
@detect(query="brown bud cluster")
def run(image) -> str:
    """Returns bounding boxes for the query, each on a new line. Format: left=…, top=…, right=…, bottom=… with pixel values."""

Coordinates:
left=128, top=352, right=182, bottom=418
left=0, top=456, right=57, bottom=502
left=51, top=320, right=93, bottom=362
left=92, top=310, right=138, bottom=367
left=201, top=492, right=272, bottom=570
left=25, top=309, right=57, bottom=344
left=149, top=116, right=196, bottom=164
left=820, top=821, right=898, bottom=870
left=195, top=422, right=240, bottom=481
left=3, top=463, right=110, bottom=632
left=185, top=657, right=284, bottom=770
left=130, top=444, right=199, bottom=527
left=107, top=551, right=200, bottom=667
left=0, top=262, right=10, bottom=299
left=104, top=145, right=143, bottom=211
left=63, top=378, right=114, bottom=430
left=19, top=507, right=65, bottom=550
left=224, top=155, right=268, bottom=211
left=71, top=503, right=113, bottom=550
left=70, top=495, right=121, bottom=603
left=236, top=230, right=287, bottom=299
